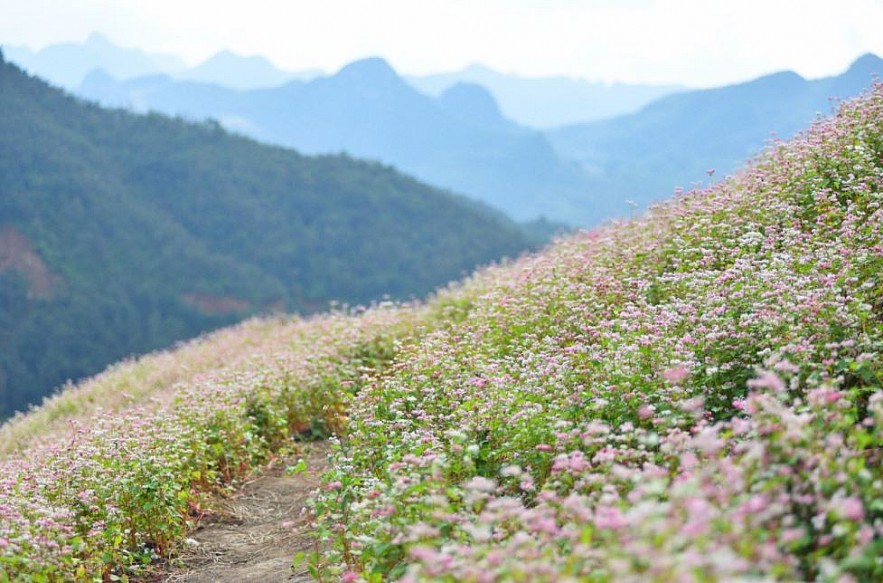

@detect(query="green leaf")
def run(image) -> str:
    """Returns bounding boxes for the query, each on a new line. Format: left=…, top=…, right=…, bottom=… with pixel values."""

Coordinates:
left=292, top=551, right=306, bottom=569
left=286, top=459, right=309, bottom=476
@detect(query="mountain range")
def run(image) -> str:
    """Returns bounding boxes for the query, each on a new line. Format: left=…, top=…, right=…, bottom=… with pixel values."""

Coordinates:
left=0, top=52, right=536, bottom=418
left=2, top=33, right=684, bottom=127
left=3, top=32, right=187, bottom=90
left=180, top=50, right=321, bottom=89
left=77, top=57, right=596, bottom=224
left=73, top=51, right=883, bottom=225
left=407, top=64, right=683, bottom=128
left=3, top=33, right=322, bottom=91
left=546, top=53, right=883, bottom=216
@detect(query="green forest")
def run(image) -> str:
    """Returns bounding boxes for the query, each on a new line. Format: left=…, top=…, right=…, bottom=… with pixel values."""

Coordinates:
left=0, top=52, right=539, bottom=419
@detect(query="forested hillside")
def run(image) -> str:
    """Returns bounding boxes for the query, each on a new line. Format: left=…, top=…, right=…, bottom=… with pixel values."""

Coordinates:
left=0, top=52, right=536, bottom=418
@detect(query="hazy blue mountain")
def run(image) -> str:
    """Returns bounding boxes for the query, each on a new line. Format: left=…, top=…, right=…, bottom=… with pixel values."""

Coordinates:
left=78, top=57, right=596, bottom=224
left=407, top=63, right=684, bottom=127
left=3, top=33, right=320, bottom=93
left=80, top=69, right=249, bottom=117
left=0, top=51, right=537, bottom=418
left=436, top=82, right=514, bottom=131
left=2, top=32, right=185, bottom=89
left=546, top=53, right=883, bottom=218
left=176, top=50, right=322, bottom=89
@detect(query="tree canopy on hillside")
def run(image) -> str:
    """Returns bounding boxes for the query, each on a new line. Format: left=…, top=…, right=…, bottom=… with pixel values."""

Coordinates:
left=0, top=59, right=536, bottom=418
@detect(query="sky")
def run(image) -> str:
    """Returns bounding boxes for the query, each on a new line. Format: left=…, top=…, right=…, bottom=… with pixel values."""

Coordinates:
left=1, top=0, right=882, bottom=87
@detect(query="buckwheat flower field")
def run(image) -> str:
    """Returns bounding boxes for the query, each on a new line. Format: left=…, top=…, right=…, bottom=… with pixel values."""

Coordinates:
left=312, top=85, right=883, bottom=582
left=3, top=85, right=883, bottom=581
left=0, top=307, right=426, bottom=579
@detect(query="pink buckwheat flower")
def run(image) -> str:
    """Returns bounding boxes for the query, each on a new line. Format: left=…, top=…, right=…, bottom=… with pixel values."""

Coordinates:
left=662, top=366, right=690, bottom=383
left=747, top=371, right=786, bottom=393
left=838, top=497, right=865, bottom=521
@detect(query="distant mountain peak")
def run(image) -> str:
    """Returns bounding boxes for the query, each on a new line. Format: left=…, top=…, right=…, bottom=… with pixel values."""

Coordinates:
left=742, top=69, right=805, bottom=91
left=441, top=81, right=497, bottom=102
left=462, top=63, right=497, bottom=76
left=85, top=32, right=114, bottom=47
left=851, top=52, right=883, bottom=66
left=336, top=57, right=400, bottom=85
left=198, top=50, right=274, bottom=68
left=847, top=53, right=883, bottom=76
left=182, top=50, right=295, bottom=89
left=438, top=82, right=507, bottom=126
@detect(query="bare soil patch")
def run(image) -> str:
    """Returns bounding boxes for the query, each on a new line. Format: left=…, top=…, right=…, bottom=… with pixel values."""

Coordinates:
left=161, top=441, right=330, bottom=583
left=0, top=225, right=59, bottom=298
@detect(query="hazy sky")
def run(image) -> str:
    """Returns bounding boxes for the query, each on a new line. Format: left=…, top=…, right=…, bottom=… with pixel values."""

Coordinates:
left=2, top=0, right=881, bottom=87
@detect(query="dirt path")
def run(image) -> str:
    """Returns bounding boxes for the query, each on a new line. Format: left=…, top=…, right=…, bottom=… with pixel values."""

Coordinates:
left=162, top=441, right=330, bottom=583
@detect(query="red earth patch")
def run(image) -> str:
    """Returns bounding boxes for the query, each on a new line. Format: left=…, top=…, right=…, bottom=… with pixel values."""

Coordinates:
left=0, top=225, right=60, bottom=299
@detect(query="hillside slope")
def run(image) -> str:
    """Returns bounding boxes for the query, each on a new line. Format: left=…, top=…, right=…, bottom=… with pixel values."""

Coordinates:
left=313, top=82, right=883, bottom=580
left=1, top=82, right=882, bottom=581
left=0, top=52, right=535, bottom=418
